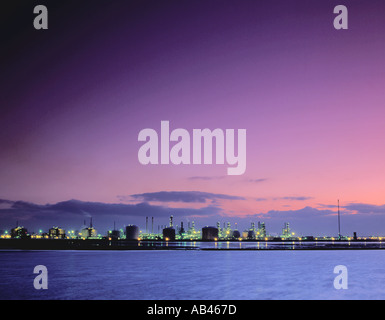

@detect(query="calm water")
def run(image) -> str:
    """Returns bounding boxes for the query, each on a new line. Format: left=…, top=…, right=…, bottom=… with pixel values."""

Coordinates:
left=1, top=249, right=385, bottom=300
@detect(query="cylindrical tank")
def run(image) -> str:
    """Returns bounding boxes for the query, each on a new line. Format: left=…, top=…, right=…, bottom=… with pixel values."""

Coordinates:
left=125, top=225, right=139, bottom=240
left=163, top=227, right=175, bottom=241
left=247, top=230, right=256, bottom=240
left=232, top=230, right=241, bottom=239
left=202, top=226, right=219, bottom=241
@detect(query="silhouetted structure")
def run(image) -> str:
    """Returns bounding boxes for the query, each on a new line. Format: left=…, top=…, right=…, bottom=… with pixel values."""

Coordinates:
left=232, top=230, right=241, bottom=239
left=247, top=230, right=256, bottom=240
left=125, top=225, right=139, bottom=240
left=11, top=226, right=28, bottom=239
left=163, top=227, right=175, bottom=241
left=202, top=226, right=218, bottom=241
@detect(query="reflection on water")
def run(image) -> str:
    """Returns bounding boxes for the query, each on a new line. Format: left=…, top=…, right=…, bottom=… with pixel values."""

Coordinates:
left=2, top=249, right=385, bottom=299
left=137, top=240, right=385, bottom=250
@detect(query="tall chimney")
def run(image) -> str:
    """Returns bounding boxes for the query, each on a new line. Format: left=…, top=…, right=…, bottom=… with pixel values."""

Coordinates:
left=338, top=199, right=341, bottom=240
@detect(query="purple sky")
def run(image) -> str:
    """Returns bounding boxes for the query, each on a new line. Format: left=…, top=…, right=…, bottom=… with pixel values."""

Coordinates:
left=2, top=0, right=385, bottom=236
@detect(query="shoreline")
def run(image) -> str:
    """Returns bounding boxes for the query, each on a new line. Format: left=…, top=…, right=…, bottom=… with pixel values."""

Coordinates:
left=1, top=238, right=384, bottom=251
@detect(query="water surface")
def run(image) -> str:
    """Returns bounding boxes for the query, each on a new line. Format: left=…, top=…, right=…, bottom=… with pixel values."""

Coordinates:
left=0, top=250, right=384, bottom=300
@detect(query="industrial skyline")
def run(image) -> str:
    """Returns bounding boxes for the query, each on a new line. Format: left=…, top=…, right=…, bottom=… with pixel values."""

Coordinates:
left=0, top=211, right=365, bottom=242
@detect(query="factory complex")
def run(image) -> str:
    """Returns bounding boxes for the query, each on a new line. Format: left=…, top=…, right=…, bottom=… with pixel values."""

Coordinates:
left=0, top=215, right=363, bottom=242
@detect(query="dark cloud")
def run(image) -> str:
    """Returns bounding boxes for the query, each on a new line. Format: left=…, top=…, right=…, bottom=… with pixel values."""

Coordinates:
left=0, top=199, right=221, bottom=218
left=344, top=203, right=385, bottom=215
left=254, top=206, right=335, bottom=220
left=0, top=199, right=14, bottom=205
left=129, top=191, right=245, bottom=203
left=274, top=196, right=314, bottom=201
left=0, top=198, right=221, bottom=232
left=317, top=203, right=385, bottom=215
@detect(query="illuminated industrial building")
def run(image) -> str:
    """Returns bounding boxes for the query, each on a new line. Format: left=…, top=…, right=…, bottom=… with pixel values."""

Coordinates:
left=176, top=221, right=187, bottom=240
left=0, top=230, right=11, bottom=239
left=11, top=226, right=28, bottom=239
left=80, top=227, right=97, bottom=239
left=107, top=222, right=121, bottom=240
left=281, top=222, right=291, bottom=239
left=223, top=222, right=231, bottom=239
left=79, top=218, right=97, bottom=239
left=49, top=227, right=66, bottom=239
left=185, top=220, right=200, bottom=240
left=257, top=222, right=266, bottom=239
left=108, top=230, right=121, bottom=240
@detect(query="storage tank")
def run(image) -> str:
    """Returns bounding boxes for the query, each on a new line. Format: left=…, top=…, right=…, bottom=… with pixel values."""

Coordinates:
left=163, top=227, right=175, bottom=241
left=202, top=226, right=219, bottom=241
left=247, top=230, right=256, bottom=240
left=232, top=230, right=241, bottom=239
left=125, top=225, right=139, bottom=240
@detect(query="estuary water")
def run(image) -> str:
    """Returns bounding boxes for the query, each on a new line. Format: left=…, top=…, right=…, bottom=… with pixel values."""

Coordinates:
left=1, top=249, right=385, bottom=300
